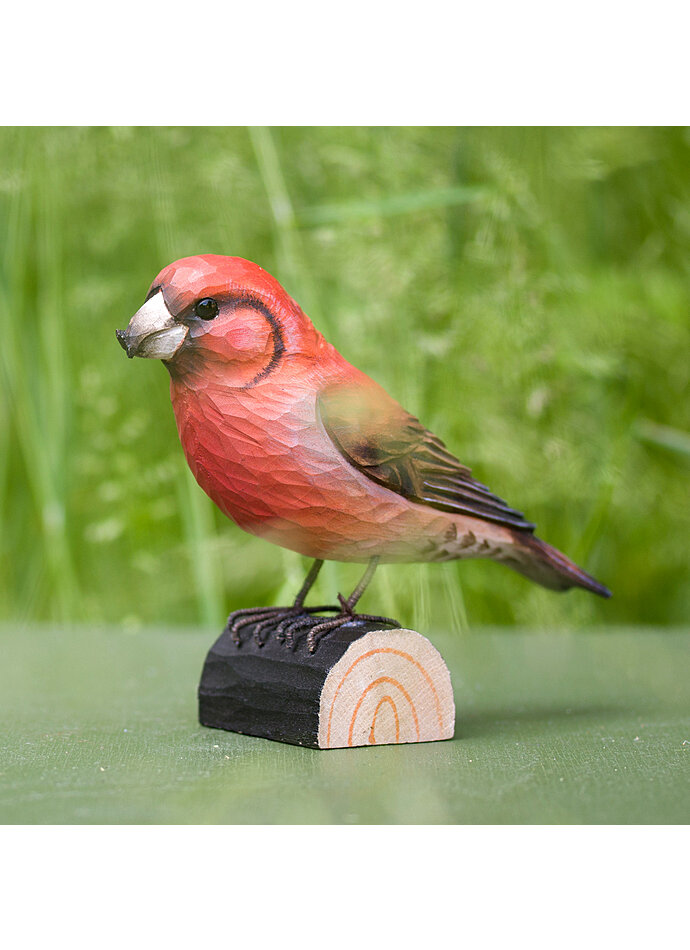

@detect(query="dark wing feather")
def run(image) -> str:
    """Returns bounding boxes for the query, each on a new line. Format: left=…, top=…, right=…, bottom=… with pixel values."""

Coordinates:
left=318, top=381, right=535, bottom=532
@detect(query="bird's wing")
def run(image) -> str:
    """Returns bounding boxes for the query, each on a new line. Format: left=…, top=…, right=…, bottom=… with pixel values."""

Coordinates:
left=318, top=379, right=535, bottom=531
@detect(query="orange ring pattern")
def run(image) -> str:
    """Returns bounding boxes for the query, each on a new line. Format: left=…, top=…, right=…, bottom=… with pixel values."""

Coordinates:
left=326, top=647, right=444, bottom=747
left=348, top=677, right=418, bottom=746
left=369, top=696, right=400, bottom=744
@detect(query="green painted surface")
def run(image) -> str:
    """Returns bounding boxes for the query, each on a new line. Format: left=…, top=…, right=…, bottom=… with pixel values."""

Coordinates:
left=1, top=625, right=687, bottom=824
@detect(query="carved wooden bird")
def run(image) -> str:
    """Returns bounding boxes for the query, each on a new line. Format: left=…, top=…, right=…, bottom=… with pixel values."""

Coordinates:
left=117, top=255, right=609, bottom=650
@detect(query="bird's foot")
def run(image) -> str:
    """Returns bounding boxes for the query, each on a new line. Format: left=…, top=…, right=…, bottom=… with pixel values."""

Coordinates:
left=301, top=594, right=401, bottom=653
left=226, top=593, right=400, bottom=654
left=226, top=604, right=339, bottom=647
left=225, top=605, right=291, bottom=646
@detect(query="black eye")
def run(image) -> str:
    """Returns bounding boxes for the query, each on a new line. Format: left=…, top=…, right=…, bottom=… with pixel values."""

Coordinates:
left=194, top=297, right=219, bottom=320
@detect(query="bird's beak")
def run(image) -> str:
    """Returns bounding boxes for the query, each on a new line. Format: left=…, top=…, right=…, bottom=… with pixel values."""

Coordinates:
left=116, top=291, right=188, bottom=360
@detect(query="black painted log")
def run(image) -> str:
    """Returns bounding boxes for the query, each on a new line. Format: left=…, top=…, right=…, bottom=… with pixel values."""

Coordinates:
left=199, top=621, right=455, bottom=749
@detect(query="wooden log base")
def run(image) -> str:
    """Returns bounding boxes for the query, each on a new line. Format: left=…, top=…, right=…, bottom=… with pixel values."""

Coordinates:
left=199, top=620, right=455, bottom=748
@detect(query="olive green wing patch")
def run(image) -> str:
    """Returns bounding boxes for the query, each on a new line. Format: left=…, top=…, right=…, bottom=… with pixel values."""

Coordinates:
left=318, top=381, right=535, bottom=531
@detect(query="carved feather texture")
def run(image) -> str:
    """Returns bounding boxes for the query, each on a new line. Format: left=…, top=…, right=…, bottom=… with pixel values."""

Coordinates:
left=318, top=382, right=536, bottom=532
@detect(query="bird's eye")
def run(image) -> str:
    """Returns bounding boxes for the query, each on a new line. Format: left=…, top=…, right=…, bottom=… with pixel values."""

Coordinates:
left=194, top=298, right=219, bottom=320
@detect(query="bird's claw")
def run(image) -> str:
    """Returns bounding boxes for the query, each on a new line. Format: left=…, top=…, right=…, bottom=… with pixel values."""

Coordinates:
left=225, top=605, right=291, bottom=646
left=280, top=614, right=318, bottom=650
left=305, top=611, right=401, bottom=654
left=226, top=604, right=341, bottom=647
left=226, top=603, right=400, bottom=654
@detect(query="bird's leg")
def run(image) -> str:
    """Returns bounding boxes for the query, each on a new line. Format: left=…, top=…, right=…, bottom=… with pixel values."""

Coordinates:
left=228, top=559, right=337, bottom=646
left=292, top=558, right=325, bottom=610
left=276, top=558, right=381, bottom=650
left=339, top=557, right=379, bottom=613
left=304, top=557, right=400, bottom=653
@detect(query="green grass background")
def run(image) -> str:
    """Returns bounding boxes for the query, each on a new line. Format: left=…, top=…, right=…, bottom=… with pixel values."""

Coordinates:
left=0, top=127, right=688, bottom=633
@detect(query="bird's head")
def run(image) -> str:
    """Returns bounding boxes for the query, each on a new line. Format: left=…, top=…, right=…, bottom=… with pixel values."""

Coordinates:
left=117, top=255, right=321, bottom=386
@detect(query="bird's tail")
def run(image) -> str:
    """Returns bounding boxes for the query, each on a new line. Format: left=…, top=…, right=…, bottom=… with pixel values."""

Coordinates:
left=506, top=533, right=611, bottom=598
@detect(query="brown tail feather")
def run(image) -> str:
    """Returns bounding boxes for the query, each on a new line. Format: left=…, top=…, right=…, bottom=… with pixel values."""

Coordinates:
left=507, top=533, right=611, bottom=598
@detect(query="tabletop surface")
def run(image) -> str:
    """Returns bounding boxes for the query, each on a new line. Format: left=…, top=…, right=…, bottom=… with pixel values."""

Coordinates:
left=1, top=624, right=687, bottom=824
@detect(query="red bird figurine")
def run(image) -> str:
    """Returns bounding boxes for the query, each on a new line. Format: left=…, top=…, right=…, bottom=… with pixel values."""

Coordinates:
left=117, top=255, right=610, bottom=650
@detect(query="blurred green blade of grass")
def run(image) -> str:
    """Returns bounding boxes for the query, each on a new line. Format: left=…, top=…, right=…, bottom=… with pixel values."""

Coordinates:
left=248, top=125, right=325, bottom=329
left=0, top=133, right=79, bottom=619
left=176, top=468, right=225, bottom=627
left=635, top=420, right=690, bottom=458
left=297, top=184, right=490, bottom=226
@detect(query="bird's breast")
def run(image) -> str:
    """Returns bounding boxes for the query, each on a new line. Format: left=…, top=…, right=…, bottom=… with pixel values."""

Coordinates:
left=168, top=375, right=511, bottom=564
left=170, top=378, right=346, bottom=526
